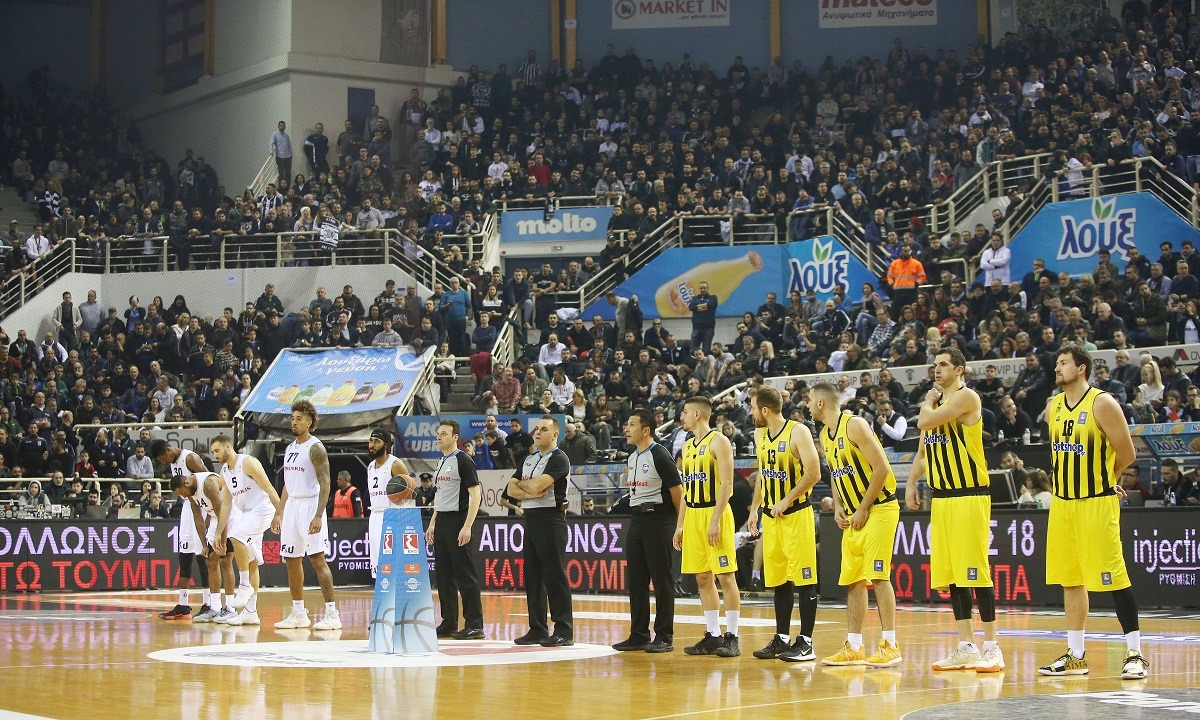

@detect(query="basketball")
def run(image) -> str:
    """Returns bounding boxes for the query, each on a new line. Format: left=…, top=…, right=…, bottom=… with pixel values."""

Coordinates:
left=386, top=475, right=417, bottom=503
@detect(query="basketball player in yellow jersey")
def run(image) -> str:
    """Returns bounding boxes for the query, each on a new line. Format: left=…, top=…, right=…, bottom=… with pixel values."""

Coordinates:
left=909, top=348, right=1003, bottom=673
left=810, top=382, right=902, bottom=668
left=673, top=396, right=742, bottom=658
left=1039, top=346, right=1147, bottom=680
left=745, top=385, right=821, bottom=663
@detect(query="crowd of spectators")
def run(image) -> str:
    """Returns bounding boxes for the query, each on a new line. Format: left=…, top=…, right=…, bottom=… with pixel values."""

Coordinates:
left=7, top=1, right=1200, bottom=504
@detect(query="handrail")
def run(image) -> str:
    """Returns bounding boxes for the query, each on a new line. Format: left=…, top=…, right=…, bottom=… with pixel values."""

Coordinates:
left=249, top=153, right=277, bottom=199
left=496, top=195, right=622, bottom=211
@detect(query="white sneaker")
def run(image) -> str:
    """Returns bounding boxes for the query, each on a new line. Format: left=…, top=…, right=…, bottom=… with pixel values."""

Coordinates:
left=972, top=645, right=1005, bottom=673
left=230, top=586, right=252, bottom=610
left=1122, top=650, right=1149, bottom=679
left=191, top=606, right=218, bottom=623
left=212, top=607, right=237, bottom=624
left=932, top=645, right=981, bottom=671
left=312, top=610, right=342, bottom=631
left=274, top=609, right=311, bottom=629
left=226, top=610, right=260, bottom=626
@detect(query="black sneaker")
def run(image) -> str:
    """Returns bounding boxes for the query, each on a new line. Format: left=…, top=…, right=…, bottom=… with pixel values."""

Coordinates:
left=645, top=636, right=674, bottom=653
left=713, top=633, right=741, bottom=658
left=753, top=635, right=792, bottom=660
left=779, top=636, right=816, bottom=662
left=450, top=627, right=484, bottom=640
left=514, top=630, right=549, bottom=646
left=159, top=604, right=191, bottom=620
left=435, top=625, right=455, bottom=638
left=539, top=635, right=574, bottom=647
left=684, top=632, right=724, bottom=656
left=613, top=637, right=651, bottom=652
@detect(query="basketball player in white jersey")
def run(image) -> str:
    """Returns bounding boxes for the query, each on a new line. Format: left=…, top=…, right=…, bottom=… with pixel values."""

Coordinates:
left=170, top=470, right=239, bottom=623
left=211, top=434, right=282, bottom=626
left=366, top=427, right=415, bottom=578
left=273, top=400, right=339, bottom=630
left=151, top=440, right=217, bottom=620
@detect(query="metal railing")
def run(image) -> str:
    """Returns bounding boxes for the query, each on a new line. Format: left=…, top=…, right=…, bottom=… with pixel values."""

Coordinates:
left=495, top=195, right=623, bottom=212
left=0, top=229, right=481, bottom=319
left=249, top=153, right=277, bottom=199
left=553, top=218, right=680, bottom=314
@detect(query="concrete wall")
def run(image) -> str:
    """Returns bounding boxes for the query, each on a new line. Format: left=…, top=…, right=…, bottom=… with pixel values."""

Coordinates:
left=213, top=0, right=292, bottom=77
left=0, top=1, right=92, bottom=93
left=108, top=0, right=159, bottom=108
left=445, top=0, right=552, bottom=73
left=2, top=265, right=428, bottom=342
left=291, top=0, right=383, bottom=63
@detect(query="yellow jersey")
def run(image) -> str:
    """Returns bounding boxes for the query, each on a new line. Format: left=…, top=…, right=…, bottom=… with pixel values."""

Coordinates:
left=821, top=412, right=897, bottom=513
left=756, top=420, right=810, bottom=509
left=681, top=429, right=723, bottom=508
left=1046, top=387, right=1116, bottom=500
left=921, top=394, right=989, bottom=492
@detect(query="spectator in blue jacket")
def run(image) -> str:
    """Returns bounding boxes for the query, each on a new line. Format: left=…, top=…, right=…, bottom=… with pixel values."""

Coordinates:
left=440, top=276, right=471, bottom=356
left=427, top=202, right=455, bottom=235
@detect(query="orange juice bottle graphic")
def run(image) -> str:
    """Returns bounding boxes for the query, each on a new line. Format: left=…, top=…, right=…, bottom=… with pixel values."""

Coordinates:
left=311, top=384, right=334, bottom=405
left=654, top=251, right=763, bottom=318
left=278, top=385, right=300, bottom=404
left=369, top=382, right=390, bottom=402
left=328, top=380, right=357, bottom=406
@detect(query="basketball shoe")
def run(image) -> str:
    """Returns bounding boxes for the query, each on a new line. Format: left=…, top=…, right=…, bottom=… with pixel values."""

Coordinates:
left=313, top=609, right=342, bottom=631
left=275, top=608, right=311, bottom=629
left=1121, top=650, right=1148, bottom=680
left=866, top=639, right=903, bottom=667
left=933, top=644, right=981, bottom=671
left=822, top=641, right=867, bottom=666
left=1038, top=650, right=1088, bottom=676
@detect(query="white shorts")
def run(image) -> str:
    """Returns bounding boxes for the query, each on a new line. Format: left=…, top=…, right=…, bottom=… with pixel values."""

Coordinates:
left=179, top=505, right=212, bottom=556
left=229, top=503, right=275, bottom=565
left=280, top=496, right=329, bottom=558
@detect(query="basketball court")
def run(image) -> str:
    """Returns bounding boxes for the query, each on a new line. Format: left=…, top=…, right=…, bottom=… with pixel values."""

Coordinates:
left=2, top=589, right=1197, bottom=719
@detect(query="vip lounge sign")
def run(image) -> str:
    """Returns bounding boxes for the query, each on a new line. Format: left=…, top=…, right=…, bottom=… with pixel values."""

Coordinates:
left=612, top=0, right=730, bottom=29
left=818, top=0, right=937, bottom=28
left=1009, top=192, right=1200, bottom=278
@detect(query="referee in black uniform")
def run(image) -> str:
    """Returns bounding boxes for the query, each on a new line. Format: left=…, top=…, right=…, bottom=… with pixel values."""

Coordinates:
left=506, top=415, right=574, bottom=647
left=425, top=420, right=485, bottom=640
left=614, top=409, right=682, bottom=653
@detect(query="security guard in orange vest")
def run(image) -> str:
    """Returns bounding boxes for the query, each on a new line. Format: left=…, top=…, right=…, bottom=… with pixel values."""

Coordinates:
left=331, top=470, right=363, bottom=518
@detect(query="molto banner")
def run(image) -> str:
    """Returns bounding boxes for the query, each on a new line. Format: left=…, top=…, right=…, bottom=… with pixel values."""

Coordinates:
left=818, top=508, right=1200, bottom=606
left=818, top=0, right=938, bottom=28
left=241, top=346, right=431, bottom=415
left=499, top=206, right=613, bottom=244
left=1008, top=193, right=1200, bottom=279
left=584, top=236, right=875, bottom=321
left=612, top=0, right=730, bottom=29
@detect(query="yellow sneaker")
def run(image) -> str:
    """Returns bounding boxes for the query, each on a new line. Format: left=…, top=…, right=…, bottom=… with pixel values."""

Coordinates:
left=1037, top=650, right=1088, bottom=676
left=866, top=639, right=903, bottom=667
left=821, top=641, right=867, bottom=666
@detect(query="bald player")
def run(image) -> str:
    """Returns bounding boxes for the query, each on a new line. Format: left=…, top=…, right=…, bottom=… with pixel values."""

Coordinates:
left=746, top=385, right=821, bottom=663
left=674, top=396, right=741, bottom=658
left=170, top=471, right=239, bottom=623
left=811, top=382, right=902, bottom=668
left=152, top=439, right=215, bottom=620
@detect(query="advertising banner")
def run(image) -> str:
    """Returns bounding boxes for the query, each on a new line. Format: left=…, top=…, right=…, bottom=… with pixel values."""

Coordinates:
left=394, top=414, right=566, bottom=460
left=817, top=509, right=1200, bottom=607
left=241, top=346, right=431, bottom=416
left=499, top=206, right=613, bottom=244
left=369, top=508, right=437, bottom=655
left=584, top=236, right=875, bottom=321
left=1008, top=193, right=1200, bottom=279
left=818, top=0, right=938, bottom=29
left=612, top=0, right=730, bottom=29
left=1130, top=423, right=1200, bottom=460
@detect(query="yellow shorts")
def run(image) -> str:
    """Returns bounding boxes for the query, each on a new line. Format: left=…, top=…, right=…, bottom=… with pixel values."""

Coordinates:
left=762, top=506, right=817, bottom=587
left=681, top=505, right=738, bottom=576
left=1046, top=493, right=1131, bottom=592
left=839, top=501, right=899, bottom=586
left=929, top=494, right=993, bottom=591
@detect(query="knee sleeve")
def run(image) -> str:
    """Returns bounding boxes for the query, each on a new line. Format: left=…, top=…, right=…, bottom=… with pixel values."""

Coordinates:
left=1112, top=587, right=1140, bottom=634
left=797, top=584, right=819, bottom=639
left=178, top=551, right=193, bottom=580
left=975, top=586, right=996, bottom=623
left=948, top=584, right=973, bottom=621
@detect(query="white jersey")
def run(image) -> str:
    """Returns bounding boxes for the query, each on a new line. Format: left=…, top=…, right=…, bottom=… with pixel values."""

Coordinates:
left=171, top=449, right=212, bottom=521
left=367, top=454, right=411, bottom=509
left=192, top=471, right=219, bottom=520
left=283, top=435, right=323, bottom=498
left=222, top=453, right=271, bottom=513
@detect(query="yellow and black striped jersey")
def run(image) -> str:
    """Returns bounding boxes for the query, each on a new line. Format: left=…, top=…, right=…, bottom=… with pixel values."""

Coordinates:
left=1046, top=387, right=1116, bottom=499
left=756, top=420, right=809, bottom=508
left=921, top=395, right=989, bottom=491
left=821, top=412, right=896, bottom=513
left=681, top=430, right=723, bottom=507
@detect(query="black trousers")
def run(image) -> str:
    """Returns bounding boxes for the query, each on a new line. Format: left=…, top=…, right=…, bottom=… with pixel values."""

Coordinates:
left=626, top=508, right=676, bottom=642
left=524, top=509, right=573, bottom=638
left=434, top=512, right=483, bottom=630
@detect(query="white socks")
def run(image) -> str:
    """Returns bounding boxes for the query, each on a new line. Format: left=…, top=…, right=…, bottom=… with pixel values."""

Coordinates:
left=704, top=610, right=720, bottom=635
left=778, top=633, right=789, bottom=643
left=1125, top=631, right=1141, bottom=653
left=246, top=593, right=258, bottom=613
left=1068, top=630, right=1086, bottom=657
left=221, top=593, right=230, bottom=610
left=325, top=601, right=337, bottom=615
left=725, top=611, right=740, bottom=637
left=293, top=600, right=305, bottom=613
left=882, top=630, right=897, bottom=646
left=959, top=641, right=978, bottom=652
left=982, top=640, right=999, bottom=652
left=847, top=632, right=864, bottom=651
left=178, top=589, right=188, bottom=605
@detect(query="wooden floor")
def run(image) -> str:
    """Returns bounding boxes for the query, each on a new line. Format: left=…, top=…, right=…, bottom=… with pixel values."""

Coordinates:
left=1, top=589, right=1198, bottom=720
